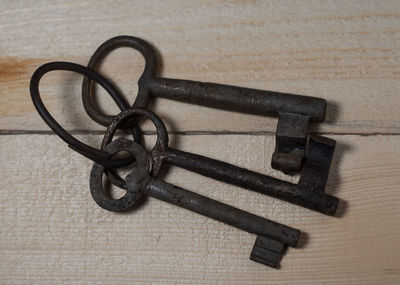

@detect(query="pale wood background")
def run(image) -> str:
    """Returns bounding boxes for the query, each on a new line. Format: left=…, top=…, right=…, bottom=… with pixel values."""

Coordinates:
left=0, top=1, right=399, bottom=284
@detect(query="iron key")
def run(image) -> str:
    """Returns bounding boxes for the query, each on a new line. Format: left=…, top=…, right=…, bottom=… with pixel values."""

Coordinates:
left=102, top=108, right=339, bottom=216
left=82, top=35, right=327, bottom=173
left=90, top=139, right=300, bottom=267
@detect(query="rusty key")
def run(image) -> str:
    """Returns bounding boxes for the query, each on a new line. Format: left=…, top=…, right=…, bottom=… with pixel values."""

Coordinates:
left=82, top=35, right=327, bottom=173
left=102, top=108, right=338, bottom=216
left=90, top=139, right=300, bottom=267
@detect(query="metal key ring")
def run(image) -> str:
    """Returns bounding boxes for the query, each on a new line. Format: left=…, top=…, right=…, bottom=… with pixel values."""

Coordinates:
left=82, top=35, right=157, bottom=128
left=100, top=108, right=168, bottom=189
left=30, top=61, right=141, bottom=168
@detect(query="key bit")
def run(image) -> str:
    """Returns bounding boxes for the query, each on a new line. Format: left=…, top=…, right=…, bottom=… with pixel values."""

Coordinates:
left=250, top=235, right=286, bottom=268
left=299, top=135, right=336, bottom=191
left=272, top=113, right=310, bottom=174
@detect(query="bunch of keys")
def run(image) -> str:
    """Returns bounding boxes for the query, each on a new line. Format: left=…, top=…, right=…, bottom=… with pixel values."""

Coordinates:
left=30, top=36, right=341, bottom=268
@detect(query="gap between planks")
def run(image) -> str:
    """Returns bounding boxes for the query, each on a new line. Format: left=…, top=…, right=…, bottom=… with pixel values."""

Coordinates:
left=1, top=130, right=400, bottom=136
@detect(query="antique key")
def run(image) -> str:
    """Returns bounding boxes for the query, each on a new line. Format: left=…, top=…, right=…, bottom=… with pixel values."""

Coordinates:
left=90, top=139, right=300, bottom=268
left=102, top=108, right=339, bottom=216
left=82, top=35, right=327, bottom=173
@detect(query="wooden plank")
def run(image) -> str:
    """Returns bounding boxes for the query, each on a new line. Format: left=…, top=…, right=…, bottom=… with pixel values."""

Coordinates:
left=1, top=0, right=400, bottom=133
left=0, top=134, right=399, bottom=284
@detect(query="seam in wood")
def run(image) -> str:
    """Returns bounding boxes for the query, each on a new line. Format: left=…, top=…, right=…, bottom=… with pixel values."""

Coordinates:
left=1, top=130, right=400, bottom=136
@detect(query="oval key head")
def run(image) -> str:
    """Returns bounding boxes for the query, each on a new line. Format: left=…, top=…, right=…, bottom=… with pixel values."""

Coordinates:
left=82, top=36, right=158, bottom=128
left=90, top=139, right=150, bottom=212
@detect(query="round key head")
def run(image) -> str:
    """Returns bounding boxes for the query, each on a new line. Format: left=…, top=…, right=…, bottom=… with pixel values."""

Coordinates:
left=90, top=139, right=150, bottom=212
left=101, top=108, right=169, bottom=182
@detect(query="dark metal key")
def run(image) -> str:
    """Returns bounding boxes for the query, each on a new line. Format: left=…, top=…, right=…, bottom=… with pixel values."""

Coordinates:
left=82, top=36, right=327, bottom=173
left=90, top=139, right=300, bottom=268
left=102, top=108, right=339, bottom=216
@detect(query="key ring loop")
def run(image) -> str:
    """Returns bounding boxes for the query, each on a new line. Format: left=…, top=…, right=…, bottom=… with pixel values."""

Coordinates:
left=82, top=35, right=158, bottom=127
left=30, top=61, right=141, bottom=168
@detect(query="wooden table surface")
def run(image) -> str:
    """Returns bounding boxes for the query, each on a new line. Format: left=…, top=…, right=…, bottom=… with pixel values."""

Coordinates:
left=1, top=1, right=399, bottom=284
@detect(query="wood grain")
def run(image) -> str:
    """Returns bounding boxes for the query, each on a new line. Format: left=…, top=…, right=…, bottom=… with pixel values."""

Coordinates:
left=1, top=0, right=400, bottom=133
left=1, top=1, right=400, bottom=284
left=0, top=134, right=399, bottom=284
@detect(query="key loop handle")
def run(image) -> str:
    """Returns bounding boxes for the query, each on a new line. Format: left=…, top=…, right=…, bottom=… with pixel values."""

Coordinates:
left=100, top=108, right=168, bottom=189
left=91, top=139, right=149, bottom=211
left=30, top=61, right=141, bottom=168
left=82, top=35, right=158, bottom=127
left=101, top=107, right=169, bottom=164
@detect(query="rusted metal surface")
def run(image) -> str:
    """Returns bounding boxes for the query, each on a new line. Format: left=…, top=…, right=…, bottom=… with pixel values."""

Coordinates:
left=101, top=108, right=339, bottom=216
left=81, top=35, right=327, bottom=173
left=90, top=139, right=300, bottom=267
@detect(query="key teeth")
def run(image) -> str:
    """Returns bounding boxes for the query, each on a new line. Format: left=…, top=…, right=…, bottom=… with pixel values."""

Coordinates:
left=250, top=236, right=287, bottom=268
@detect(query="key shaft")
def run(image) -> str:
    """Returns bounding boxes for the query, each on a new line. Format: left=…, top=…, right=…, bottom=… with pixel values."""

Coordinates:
left=146, top=178, right=299, bottom=247
left=148, top=77, right=326, bottom=121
